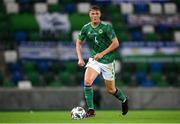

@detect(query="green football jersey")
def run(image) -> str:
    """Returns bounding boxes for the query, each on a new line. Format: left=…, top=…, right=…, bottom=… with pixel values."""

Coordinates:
left=78, top=21, right=118, bottom=64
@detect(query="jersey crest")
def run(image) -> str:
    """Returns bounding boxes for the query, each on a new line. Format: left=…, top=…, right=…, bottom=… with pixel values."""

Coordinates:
left=98, top=29, right=103, bottom=34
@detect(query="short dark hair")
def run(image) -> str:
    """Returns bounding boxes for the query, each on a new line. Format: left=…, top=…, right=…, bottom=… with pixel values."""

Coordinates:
left=90, top=5, right=101, bottom=12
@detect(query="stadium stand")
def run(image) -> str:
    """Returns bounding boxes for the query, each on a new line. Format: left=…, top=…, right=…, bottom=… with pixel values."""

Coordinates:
left=0, top=0, right=179, bottom=88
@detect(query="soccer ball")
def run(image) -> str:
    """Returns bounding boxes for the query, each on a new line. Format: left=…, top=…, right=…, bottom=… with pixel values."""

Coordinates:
left=71, top=107, right=86, bottom=120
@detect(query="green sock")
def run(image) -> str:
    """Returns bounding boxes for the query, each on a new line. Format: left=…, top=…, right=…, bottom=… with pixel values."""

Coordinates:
left=113, top=88, right=126, bottom=103
left=84, top=86, right=94, bottom=109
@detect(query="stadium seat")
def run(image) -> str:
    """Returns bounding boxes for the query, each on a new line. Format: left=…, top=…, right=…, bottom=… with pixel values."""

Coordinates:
left=122, top=63, right=136, bottom=73
left=7, top=62, right=21, bottom=73
left=144, top=33, right=158, bottom=41
left=0, top=70, right=4, bottom=86
left=18, top=80, right=32, bottom=89
left=3, top=0, right=16, bottom=4
left=43, top=72, right=54, bottom=85
left=4, top=50, right=17, bottom=63
left=131, top=31, right=143, bottom=41
left=0, top=19, right=8, bottom=30
left=160, top=32, right=173, bottom=41
left=23, top=61, right=36, bottom=74
left=121, top=72, right=132, bottom=84
left=5, top=2, right=19, bottom=14
left=15, top=31, right=28, bottom=44
left=149, top=72, right=162, bottom=84
left=142, top=25, right=155, bottom=33
left=156, top=75, right=169, bottom=87
left=175, top=0, right=180, bottom=7
left=162, top=63, right=175, bottom=73
left=57, top=71, right=74, bottom=86
left=155, top=25, right=173, bottom=41
left=0, top=20, right=10, bottom=33
left=116, top=31, right=129, bottom=42
left=47, top=0, right=58, bottom=5
left=60, top=0, right=74, bottom=4
left=36, top=60, right=49, bottom=74
left=64, top=4, right=76, bottom=13
left=150, top=62, right=162, bottom=73
left=155, top=24, right=171, bottom=33
left=176, top=63, right=180, bottom=73
left=113, top=22, right=128, bottom=32
left=0, top=32, right=14, bottom=49
left=174, top=31, right=180, bottom=43
left=141, top=80, right=154, bottom=87
left=29, top=31, right=42, bottom=41
left=141, top=76, right=154, bottom=87
left=48, top=4, right=61, bottom=12
left=77, top=2, right=90, bottom=14
left=91, top=0, right=111, bottom=5
left=164, top=3, right=177, bottom=14
left=120, top=3, right=134, bottom=14
left=110, top=13, right=124, bottom=23
left=65, top=61, right=77, bottom=73
left=16, top=0, right=30, bottom=4
left=58, top=32, right=72, bottom=41
left=34, top=3, right=48, bottom=14
left=149, top=3, right=162, bottom=14
left=27, top=71, right=40, bottom=86
left=106, top=4, right=120, bottom=14
left=134, top=3, right=149, bottom=14
left=0, top=10, right=5, bottom=21
left=49, top=62, right=63, bottom=74
left=19, top=2, right=33, bottom=13
left=166, top=72, right=177, bottom=86
left=135, top=71, right=147, bottom=85
left=11, top=71, right=24, bottom=85
left=0, top=30, right=10, bottom=41
left=136, top=63, right=148, bottom=72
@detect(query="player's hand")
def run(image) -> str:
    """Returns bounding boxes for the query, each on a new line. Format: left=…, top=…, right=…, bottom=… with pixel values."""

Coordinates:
left=94, top=53, right=104, bottom=61
left=78, top=59, right=85, bottom=67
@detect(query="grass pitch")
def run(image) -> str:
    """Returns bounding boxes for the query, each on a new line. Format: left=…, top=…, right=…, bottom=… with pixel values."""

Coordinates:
left=0, top=110, right=180, bottom=123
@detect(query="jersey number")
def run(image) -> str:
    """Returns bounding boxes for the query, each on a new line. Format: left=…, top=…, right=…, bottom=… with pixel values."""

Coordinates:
left=95, top=36, right=99, bottom=44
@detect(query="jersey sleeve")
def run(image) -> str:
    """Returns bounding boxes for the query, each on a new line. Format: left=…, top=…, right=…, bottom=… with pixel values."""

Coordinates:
left=106, top=24, right=116, bottom=41
left=78, top=25, right=87, bottom=41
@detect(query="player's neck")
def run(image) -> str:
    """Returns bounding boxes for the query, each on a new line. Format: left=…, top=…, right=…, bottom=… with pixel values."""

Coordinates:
left=91, top=21, right=101, bottom=28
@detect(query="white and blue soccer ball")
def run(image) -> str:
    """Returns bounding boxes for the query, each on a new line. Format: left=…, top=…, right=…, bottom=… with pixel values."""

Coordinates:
left=71, top=107, right=86, bottom=120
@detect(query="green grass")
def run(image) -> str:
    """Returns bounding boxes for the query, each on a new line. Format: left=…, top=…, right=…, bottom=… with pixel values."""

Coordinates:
left=0, top=110, right=180, bottom=123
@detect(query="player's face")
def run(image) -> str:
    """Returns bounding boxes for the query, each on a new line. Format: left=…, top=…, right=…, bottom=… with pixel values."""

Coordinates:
left=89, top=10, right=101, bottom=24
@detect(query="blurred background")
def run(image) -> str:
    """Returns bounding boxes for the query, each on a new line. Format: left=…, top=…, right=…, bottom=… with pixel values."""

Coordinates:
left=0, top=0, right=179, bottom=110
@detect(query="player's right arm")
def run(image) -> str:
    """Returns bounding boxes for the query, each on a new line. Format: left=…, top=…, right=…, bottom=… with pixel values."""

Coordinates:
left=76, top=24, right=87, bottom=67
left=76, top=39, right=85, bottom=67
left=76, top=24, right=88, bottom=67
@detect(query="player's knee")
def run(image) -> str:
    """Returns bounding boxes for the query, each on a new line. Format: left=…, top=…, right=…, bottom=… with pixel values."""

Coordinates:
left=84, top=79, right=93, bottom=86
left=107, top=88, right=116, bottom=94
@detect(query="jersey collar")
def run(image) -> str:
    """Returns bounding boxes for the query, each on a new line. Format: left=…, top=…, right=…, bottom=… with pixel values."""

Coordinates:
left=91, top=21, right=101, bottom=29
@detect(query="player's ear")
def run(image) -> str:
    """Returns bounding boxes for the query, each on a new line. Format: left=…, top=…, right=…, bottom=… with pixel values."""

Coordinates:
left=98, top=11, right=101, bottom=18
left=89, top=10, right=92, bottom=17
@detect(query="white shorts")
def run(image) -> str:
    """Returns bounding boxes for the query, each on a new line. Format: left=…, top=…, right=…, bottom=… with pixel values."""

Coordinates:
left=86, top=58, right=115, bottom=81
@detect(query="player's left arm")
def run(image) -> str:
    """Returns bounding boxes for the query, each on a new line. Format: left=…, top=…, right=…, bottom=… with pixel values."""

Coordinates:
left=94, top=37, right=119, bottom=60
